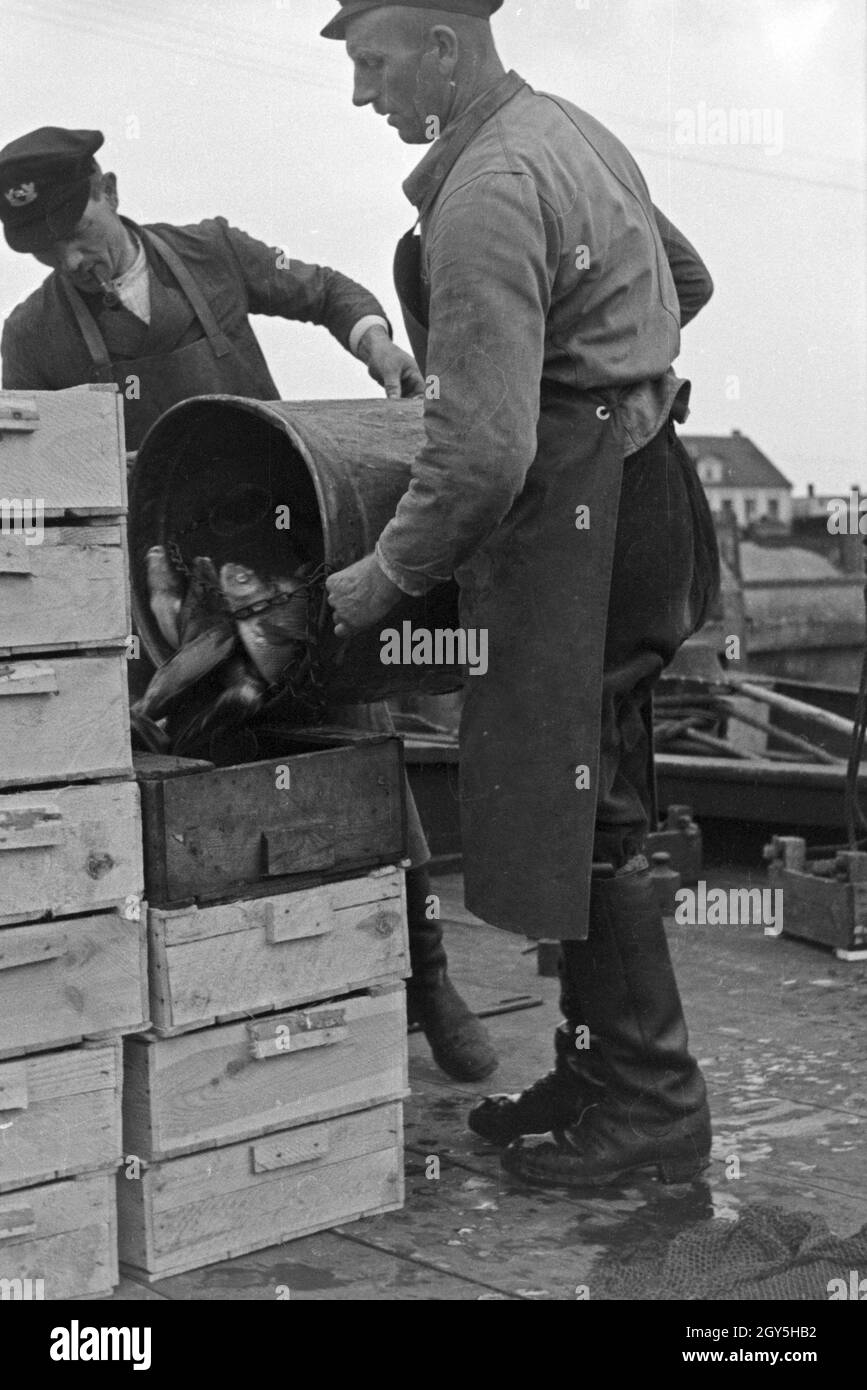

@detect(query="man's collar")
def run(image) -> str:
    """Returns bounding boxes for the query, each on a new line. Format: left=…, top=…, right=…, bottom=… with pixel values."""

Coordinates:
left=403, top=70, right=527, bottom=216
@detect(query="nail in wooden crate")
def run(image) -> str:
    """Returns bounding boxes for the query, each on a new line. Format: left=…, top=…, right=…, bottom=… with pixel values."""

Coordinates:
left=0, top=653, right=132, bottom=788
left=0, top=1171, right=118, bottom=1299
left=0, top=524, right=130, bottom=656
left=0, top=780, right=143, bottom=927
left=137, top=731, right=407, bottom=909
left=0, top=386, right=125, bottom=517
left=124, top=985, right=407, bottom=1161
left=147, top=865, right=407, bottom=1032
left=117, top=1101, right=403, bottom=1281
left=0, top=910, right=149, bottom=1059
left=0, top=1041, right=122, bottom=1195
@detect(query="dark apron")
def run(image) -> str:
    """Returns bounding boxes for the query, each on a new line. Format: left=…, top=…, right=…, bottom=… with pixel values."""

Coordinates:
left=58, top=230, right=278, bottom=450
left=394, top=229, right=626, bottom=941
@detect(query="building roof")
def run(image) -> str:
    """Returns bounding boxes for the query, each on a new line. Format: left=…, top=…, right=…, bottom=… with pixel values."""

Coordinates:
left=681, top=431, right=792, bottom=491
left=739, top=542, right=844, bottom=582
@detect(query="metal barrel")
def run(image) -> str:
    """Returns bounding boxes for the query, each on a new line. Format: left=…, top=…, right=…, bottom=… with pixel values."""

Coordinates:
left=129, top=395, right=463, bottom=704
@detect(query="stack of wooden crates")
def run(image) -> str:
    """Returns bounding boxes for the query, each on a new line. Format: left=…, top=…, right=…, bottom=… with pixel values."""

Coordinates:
left=118, top=700, right=412, bottom=1274
left=0, top=385, right=148, bottom=1299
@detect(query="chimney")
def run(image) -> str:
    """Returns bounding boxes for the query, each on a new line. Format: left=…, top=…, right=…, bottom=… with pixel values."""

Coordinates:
left=807, top=483, right=815, bottom=499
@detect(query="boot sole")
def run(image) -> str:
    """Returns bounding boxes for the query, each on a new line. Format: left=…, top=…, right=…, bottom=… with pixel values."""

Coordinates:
left=504, top=1153, right=711, bottom=1189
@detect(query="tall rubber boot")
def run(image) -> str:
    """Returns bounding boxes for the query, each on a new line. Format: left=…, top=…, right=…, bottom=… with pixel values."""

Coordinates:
left=405, top=866, right=498, bottom=1083
left=503, top=862, right=711, bottom=1187
left=468, top=949, right=607, bottom=1143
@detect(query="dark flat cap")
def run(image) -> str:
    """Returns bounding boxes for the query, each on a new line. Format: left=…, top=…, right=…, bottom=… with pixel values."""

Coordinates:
left=322, top=0, right=503, bottom=40
left=0, top=127, right=104, bottom=253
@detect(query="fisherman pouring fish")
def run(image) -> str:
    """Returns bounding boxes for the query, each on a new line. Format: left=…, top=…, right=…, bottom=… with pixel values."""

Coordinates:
left=0, top=122, right=499, bottom=1084
left=321, top=0, right=722, bottom=1187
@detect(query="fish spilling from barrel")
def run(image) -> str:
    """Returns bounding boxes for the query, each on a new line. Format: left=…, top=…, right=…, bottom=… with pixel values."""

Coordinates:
left=130, top=544, right=323, bottom=760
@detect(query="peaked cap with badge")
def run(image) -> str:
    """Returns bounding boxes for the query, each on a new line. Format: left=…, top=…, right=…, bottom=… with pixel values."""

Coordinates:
left=0, top=127, right=104, bottom=253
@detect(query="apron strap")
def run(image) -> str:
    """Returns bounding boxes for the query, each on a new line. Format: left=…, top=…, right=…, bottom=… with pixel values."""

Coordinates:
left=144, top=229, right=231, bottom=359
left=59, top=228, right=232, bottom=371
left=57, top=278, right=115, bottom=381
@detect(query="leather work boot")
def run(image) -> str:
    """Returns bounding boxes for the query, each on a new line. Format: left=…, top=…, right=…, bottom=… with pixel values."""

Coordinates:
left=468, top=1020, right=606, bottom=1144
left=405, top=866, right=498, bottom=1083
left=502, top=862, right=711, bottom=1188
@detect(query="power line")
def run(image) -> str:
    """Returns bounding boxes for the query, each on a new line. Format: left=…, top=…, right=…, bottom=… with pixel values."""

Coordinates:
left=6, top=1, right=865, bottom=195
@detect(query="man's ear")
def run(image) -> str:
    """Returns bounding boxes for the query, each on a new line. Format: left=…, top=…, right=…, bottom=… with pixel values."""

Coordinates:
left=102, top=171, right=119, bottom=211
left=429, top=24, right=459, bottom=77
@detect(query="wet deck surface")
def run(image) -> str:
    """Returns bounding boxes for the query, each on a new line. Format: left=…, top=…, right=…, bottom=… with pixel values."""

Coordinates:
left=115, top=868, right=867, bottom=1301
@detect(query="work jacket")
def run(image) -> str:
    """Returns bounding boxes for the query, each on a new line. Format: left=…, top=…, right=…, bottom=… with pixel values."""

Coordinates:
left=386, top=71, right=715, bottom=938
left=1, top=217, right=387, bottom=448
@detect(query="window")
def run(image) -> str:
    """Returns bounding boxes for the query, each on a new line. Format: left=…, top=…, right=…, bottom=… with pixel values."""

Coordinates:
left=767, top=498, right=780, bottom=520
left=699, top=458, right=724, bottom=485
left=745, top=497, right=757, bottom=520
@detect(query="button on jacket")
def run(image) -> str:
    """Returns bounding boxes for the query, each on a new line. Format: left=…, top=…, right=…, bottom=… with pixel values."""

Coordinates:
left=376, top=71, right=711, bottom=597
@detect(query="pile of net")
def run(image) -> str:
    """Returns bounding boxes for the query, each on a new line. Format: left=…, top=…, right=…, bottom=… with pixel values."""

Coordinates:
left=130, top=542, right=329, bottom=762
left=589, top=1202, right=867, bottom=1301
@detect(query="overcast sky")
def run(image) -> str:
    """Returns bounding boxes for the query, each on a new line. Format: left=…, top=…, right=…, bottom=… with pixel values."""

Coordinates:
left=2, top=0, right=864, bottom=492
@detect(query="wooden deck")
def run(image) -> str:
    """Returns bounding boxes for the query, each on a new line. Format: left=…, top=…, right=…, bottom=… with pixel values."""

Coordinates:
left=106, top=854, right=867, bottom=1303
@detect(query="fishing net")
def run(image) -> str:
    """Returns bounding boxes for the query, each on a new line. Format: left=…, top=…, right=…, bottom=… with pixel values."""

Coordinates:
left=590, top=1203, right=867, bottom=1301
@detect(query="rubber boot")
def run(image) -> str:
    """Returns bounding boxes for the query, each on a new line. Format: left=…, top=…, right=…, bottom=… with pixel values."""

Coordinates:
left=405, top=866, right=498, bottom=1083
left=468, top=941, right=608, bottom=1144
left=503, top=863, right=710, bottom=1187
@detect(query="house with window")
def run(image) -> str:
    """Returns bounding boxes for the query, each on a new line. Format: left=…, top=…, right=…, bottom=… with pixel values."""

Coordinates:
left=681, top=431, right=793, bottom=530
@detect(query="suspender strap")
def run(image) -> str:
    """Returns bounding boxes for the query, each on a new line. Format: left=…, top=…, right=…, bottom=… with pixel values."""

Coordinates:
left=57, top=278, right=115, bottom=380
left=144, top=229, right=231, bottom=358
left=59, top=226, right=232, bottom=370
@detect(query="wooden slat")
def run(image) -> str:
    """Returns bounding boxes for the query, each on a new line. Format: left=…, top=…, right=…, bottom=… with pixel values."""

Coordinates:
left=117, top=1103, right=403, bottom=1279
left=0, top=1042, right=122, bottom=1194
left=0, top=912, right=148, bottom=1058
left=142, top=739, right=406, bottom=907
left=0, top=1172, right=118, bottom=1299
left=147, top=871, right=407, bottom=1031
left=123, top=988, right=406, bottom=1159
left=0, top=525, right=129, bottom=654
left=0, top=653, right=132, bottom=788
left=157, top=870, right=403, bottom=946
left=0, top=780, right=143, bottom=925
left=0, top=387, right=125, bottom=514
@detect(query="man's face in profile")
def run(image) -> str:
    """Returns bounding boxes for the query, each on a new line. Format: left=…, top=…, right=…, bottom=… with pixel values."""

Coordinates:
left=346, top=11, right=449, bottom=144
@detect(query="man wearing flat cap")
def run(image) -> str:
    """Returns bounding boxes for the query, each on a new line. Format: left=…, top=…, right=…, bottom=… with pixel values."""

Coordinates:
left=0, top=126, right=424, bottom=447
left=323, top=1, right=721, bottom=1187
left=0, top=121, right=499, bottom=1086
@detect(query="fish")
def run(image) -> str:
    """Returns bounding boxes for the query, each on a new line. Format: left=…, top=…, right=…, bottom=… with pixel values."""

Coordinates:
left=168, top=654, right=268, bottom=758
left=145, top=545, right=184, bottom=649
left=218, top=563, right=309, bottom=684
left=177, top=556, right=227, bottom=644
left=132, top=621, right=237, bottom=721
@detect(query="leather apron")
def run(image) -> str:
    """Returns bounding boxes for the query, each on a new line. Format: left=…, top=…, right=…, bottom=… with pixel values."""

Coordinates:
left=394, top=230, right=626, bottom=941
left=58, top=229, right=279, bottom=450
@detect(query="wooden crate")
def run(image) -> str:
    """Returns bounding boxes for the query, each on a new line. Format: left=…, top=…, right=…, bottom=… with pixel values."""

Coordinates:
left=766, top=838, right=867, bottom=960
left=0, top=911, right=148, bottom=1058
left=0, top=1171, right=118, bottom=1299
left=124, top=985, right=407, bottom=1160
left=0, top=780, right=143, bottom=926
left=117, top=1101, right=403, bottom=1281
left=0, top=1041, right=122, bottom=1194
left=138, top=734, right=407, bottom=908
left=0, top=386, right=125, bottom=516
left=0, top=653, right=132, bottom=788
left=0, top=524, right=129, bottom=655
left=147, top=866, right=407, bottom=1032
